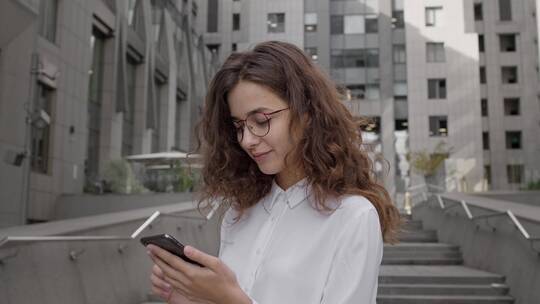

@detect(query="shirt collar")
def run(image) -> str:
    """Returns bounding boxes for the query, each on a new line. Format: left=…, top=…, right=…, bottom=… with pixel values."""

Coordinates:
left=265, top=177, right=311, bottom=210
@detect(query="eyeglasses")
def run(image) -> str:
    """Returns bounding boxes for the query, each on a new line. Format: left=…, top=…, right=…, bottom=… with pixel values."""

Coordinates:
left=232, top=107, right=290, bottom=142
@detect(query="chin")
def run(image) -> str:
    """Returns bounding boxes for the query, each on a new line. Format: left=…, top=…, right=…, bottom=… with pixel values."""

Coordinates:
left=257, top=162, right=283, bottom=175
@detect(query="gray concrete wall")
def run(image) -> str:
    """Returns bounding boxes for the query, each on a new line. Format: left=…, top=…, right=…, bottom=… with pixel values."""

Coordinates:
left=475, top=191, right=540, bottom=207
left=412, top=194, right=540, bottom=304
left=0, top=202, right=222, bottom=304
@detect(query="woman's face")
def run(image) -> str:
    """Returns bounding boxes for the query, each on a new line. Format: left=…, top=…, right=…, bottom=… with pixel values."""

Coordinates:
left=227, top=81, right=297, bottom=176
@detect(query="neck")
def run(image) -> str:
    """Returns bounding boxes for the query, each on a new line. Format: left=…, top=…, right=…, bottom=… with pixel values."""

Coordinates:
left=275, top=170, right=306, bottom=191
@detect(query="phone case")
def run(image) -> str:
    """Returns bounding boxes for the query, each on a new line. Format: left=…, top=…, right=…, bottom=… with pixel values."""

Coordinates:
left=140, top=234, right=203, bottom=267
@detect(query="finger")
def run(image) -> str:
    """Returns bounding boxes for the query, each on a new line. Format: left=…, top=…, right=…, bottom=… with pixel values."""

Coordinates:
left=147, top=244, right=196, bottom=274
left=152, top=264, right=166, bottom=279
left=151, top=285, right=172, bottom=301
left=184, top=246, right=219, bottom=271
left=149, top=252, right=191, bottom=287
left=151, top=273, right=172, bottom=291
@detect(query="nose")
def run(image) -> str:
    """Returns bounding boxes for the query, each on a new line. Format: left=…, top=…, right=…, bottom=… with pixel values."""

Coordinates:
left=240, top=125, right=261, bottom=148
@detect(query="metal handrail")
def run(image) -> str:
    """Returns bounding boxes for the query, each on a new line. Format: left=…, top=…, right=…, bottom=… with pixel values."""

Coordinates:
left=426, top=193, right=540, bottom=254
left=0, top=211, right=171, bottom=248
left=0, top=209, right=213, bottom=263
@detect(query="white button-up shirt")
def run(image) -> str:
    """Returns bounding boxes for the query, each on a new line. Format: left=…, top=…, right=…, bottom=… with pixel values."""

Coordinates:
left=218, top=178, right=383, bottom=304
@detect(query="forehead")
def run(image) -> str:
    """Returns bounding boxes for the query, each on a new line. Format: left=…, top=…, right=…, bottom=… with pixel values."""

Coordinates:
left=228, top=81, right=288, bottom=119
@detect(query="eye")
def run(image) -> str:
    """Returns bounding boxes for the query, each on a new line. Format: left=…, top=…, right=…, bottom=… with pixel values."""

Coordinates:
left=252, top=113, right=269, bottom=124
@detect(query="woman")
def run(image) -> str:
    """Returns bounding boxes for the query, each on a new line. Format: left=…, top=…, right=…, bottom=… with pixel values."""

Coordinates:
left=146, top=40, right=401, bottom=304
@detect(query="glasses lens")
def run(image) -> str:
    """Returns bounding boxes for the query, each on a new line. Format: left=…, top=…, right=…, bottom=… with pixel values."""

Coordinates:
left=246, top=112, right=270, bottom=137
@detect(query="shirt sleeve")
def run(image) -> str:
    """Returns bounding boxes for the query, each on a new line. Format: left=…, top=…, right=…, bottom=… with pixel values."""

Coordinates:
left=319, top=207, right=384, bottom=304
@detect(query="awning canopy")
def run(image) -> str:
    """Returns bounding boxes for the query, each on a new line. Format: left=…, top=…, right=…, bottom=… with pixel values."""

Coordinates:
left=125, top=151, right=202, bottom=166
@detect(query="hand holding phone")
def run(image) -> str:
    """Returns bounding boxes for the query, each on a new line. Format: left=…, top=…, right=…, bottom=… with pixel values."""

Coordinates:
left=141, top=234, right=204, bottom=267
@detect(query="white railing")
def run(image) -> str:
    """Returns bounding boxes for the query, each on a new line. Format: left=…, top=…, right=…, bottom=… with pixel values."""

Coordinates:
left=0, top=210, right=211, bottom=264
left=409, top=185, right=540, bottom=254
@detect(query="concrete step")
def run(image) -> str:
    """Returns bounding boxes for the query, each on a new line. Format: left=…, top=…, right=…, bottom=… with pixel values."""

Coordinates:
left=379, top=266, right=506, bottom=285
left=382, top=257, right=464, bottom=265
left=398, top=230, right=438, bottom=242
left=403, top=220, right=423, bottom=230
left=376, top=295, right=514, bottom=304
left=378, top=283, right=510, bottom=296
left=384, top=242, right=459, bottom=252
left=401, top=213, right=413, bottom=220
left=384, top=250, right=461, bottom=258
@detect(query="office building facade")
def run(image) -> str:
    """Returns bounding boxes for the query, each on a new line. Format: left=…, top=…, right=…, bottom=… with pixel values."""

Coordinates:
left=0, top=0, right=213, bottom=226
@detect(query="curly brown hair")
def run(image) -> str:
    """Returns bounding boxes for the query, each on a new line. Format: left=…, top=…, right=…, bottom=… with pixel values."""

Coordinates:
left=193, top=40, right=401, bottom=243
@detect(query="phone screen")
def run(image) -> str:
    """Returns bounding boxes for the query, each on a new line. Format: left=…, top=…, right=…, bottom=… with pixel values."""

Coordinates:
left=140, top=234, right=203, bottom=267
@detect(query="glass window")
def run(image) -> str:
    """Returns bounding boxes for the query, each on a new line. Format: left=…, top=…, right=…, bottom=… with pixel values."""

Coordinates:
left=482, top=132, right=490, bottom=150
left=123, top=56, right=138, bottom=156
left=344, top=15, right=365, bottom=34
left=128, top=0, right=137, bottom=26
left=428, top=79, right=447, bottom=99
left=481, top=98, right=488, bottom=116
left=499, top=0, right=512, bottom=21
left=393, top=0, right=404, bottom=11
left=393, top=45, right=406, bottom=63
left=426, top=42, right=445, bottom=62
left=233, top=13, right=240, bottom=31
left=343, top=49, right=365, bottom=67
left=267, top=13, right=285, bottom=33
left=425, top=7, right=443, bottom=27
left=331, top=49, right=379, bottom=68
left=365, top=49, right=379, bottom=67
left=86, top=30, right=105, bottom=182
left=31, top=83, right=54, bottom=173
left=331, top=49, right=344, bottom=68
left=331, top=15, right=344, bottom=34
left=501, top=66, right=518, bottom=84
left=305, top=13, right=318, bottom=32
left=152, top=78, right=163, bottom=153
left=480, top=66, right=486, bottom=84
left=504, top=98, right=520, bottom=115
left=474, top=3, right=483, bottom=21
left=484, top=165, right=492, bottom=186
left=505, top=131, right=522, bottom=149
left=175, top=91, right=186, bottom=149
left=38, top=0, right=58, bottom=42
left=305, top=47, right=318, bottom=62
left=365, top=15, right=378, bottom=33
left=207, top=0, right=218, bottom=32
left=394, top=82, right=407, bottom=97
left=507, top=164, right=523, bottom=184
left=366, top=84, right=380, bottom=100
left=396, top=119, right=408, bottom=130
left=392, top=11, right=404, bottom=28
left=499, top=34, right=517, bottom=52
left=479, top=34, right=485, bottom=52
left=346, top=84, right=365, bottom=99
left=429, top=116, right=448, bottom=137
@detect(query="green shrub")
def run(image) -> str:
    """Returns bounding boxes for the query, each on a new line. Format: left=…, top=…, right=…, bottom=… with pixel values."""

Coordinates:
left=103, top=159, right=147, bottom=194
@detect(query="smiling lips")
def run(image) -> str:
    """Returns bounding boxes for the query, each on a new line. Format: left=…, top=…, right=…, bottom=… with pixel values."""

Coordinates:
left=253, top=151, right=272, bottom=158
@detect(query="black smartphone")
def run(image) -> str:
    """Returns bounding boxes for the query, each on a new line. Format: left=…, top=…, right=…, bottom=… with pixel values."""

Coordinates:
left=140, top=234, right=203, bottom=267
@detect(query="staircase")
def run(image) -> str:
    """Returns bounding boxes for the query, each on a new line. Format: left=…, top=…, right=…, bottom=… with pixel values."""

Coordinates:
left=377, top=216, right=515, bottom=303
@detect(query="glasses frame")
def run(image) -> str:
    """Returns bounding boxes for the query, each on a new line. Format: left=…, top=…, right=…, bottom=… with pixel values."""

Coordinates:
left=233, top=107, right=290, bottom=142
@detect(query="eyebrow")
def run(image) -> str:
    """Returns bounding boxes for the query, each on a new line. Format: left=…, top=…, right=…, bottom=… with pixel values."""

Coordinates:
left=230, top=107, right=273, bottom=120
